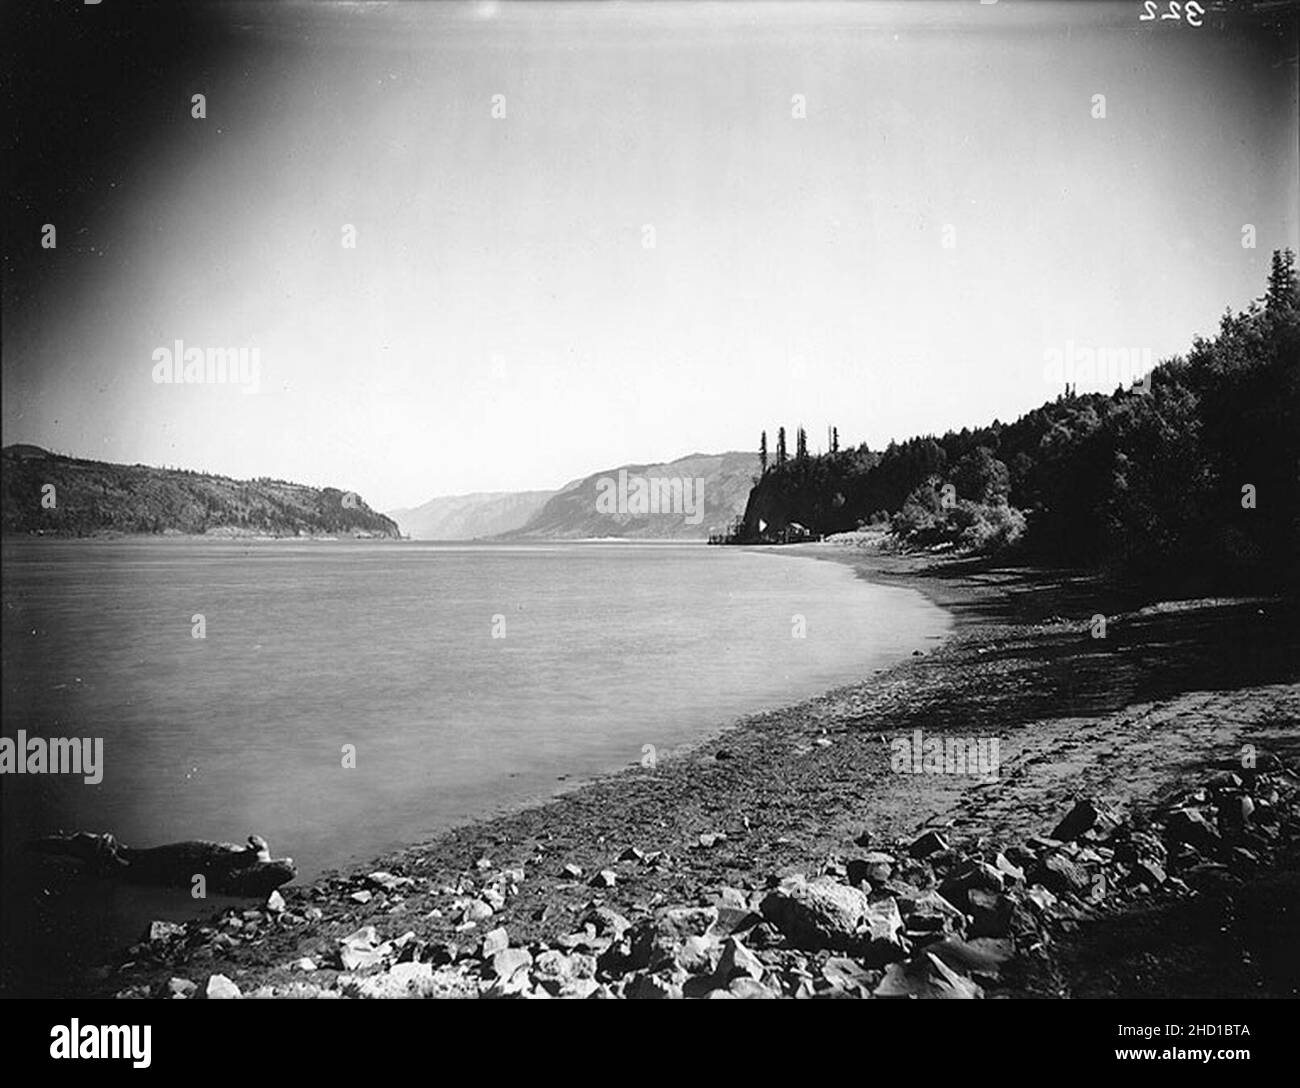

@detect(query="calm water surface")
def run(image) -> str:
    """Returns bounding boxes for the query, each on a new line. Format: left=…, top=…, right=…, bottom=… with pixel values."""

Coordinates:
left=1, top=539, right=948, bottom=981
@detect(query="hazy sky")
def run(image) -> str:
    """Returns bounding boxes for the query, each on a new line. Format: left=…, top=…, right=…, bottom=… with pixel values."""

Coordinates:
left=3, top=1, right=1296, bottom=510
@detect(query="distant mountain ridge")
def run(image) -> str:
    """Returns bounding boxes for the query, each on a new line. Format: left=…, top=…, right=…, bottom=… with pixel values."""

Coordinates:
left=0, top=446, right=400, bottom=538
left=387, top=490, right=555, bottom=540
left=503, top=450, right=759, bottom=540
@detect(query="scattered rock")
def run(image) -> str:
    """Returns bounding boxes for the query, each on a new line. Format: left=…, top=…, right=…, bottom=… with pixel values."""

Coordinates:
left=711, top=904, right=762, bottom=939
left=146, top=921, right=186, bottom=943
left=205, top=974, right=241, bottom=1000
left=367, top=871, right=412, bottom=892
left=674, top=935, right=720, bottom=975
left=729, top=977, right=779, bottom=998
left=1165, top=808, right=1222, bottom=854
left=994, top=852, right=1025, bottom=883
left=1051, top=798, right=1120, bottom=842
left=353, top=962, right=437, bottom=998
left=1132, top=857, right=1167, bottom=886
left=490, top=947, right=533, bottom=982
left=715, top=886, right=749, bottom=910
left=1032, top=853, right=1089, bottom=896
left=630, top=906, right=720, bottom=971
left=714, top=937, right=765, bottom=984
left=821, top=957, right=875, bottom=996
left=762, top=876, right=866, bottom=950
left=532, top=949, right=596, bottom=995
left=925, top=937, right=1014, bottom=984
left=1023, top=885, right=1059, bottom=915
left=874, top=952, right=981, bottom=1000
left=625, top=972, right=684, bottom=999
left=338, top=925, right=391, bottom=970
left=583, top=905, right=633, bottom=939
left=480, top=927, right=510, bottom=958
left=901, top=888, right=964, bottom=925
left=908, top=830, right=949, bottom=859
left=939, top=859, right=1004, bottom=909
left=847, top=853, right=894, bottom=885
left=657, top=905, right=719, bottom=941
left=966, top=888, right=1014, bottom=938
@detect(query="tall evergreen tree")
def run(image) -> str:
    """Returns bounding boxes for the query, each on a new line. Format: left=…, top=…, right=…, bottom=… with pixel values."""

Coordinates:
left=776, top=427, right=788, bottom=465
left=1266, top=248, right=1298, bottom=313
left=796, top=427, right=808, bottom=461
left=760, top=431, right=768, bottom=473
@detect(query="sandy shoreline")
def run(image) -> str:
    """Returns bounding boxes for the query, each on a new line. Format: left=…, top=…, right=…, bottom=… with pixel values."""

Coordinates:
left=11, top=544, right=1299, bottom=998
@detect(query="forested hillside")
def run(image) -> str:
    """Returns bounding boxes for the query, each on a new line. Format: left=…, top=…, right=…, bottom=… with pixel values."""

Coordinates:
left=0, top=447, right=400, bottom=538
left=734, top=250, right=1299, bottom=594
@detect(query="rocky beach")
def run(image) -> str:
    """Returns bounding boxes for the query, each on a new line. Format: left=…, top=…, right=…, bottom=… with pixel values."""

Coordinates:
left=36, top=544, right=1298, bottom=1001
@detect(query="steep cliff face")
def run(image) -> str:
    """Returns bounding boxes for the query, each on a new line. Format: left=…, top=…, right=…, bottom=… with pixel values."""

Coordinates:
left=1, top=446, right=401, bottom=538
left=504, top=451, right=760, bottom=540
left=387, top=490, right=555, bottom=540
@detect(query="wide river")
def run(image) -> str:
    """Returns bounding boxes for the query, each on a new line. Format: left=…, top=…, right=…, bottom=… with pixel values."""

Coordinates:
left=1, top=539, right=949, bottom=983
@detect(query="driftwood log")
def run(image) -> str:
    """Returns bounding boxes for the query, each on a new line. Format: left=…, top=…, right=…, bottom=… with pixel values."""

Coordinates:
left=29, top=831, right=295, bottom=896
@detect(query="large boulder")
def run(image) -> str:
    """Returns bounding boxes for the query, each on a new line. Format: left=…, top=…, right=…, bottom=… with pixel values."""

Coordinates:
left=1051, top=798, right=1121, bottom=842
left=205, top=973, right=242, bottom=1000
left=762, top=876, right=869, bottom=951
left=938, top=860, right=1004, bottom=910
left=760, top=876, right=905, bottom=961
left=900, top=888, right=965, bottom=936
left=966, top=888, right=1015, bottom=938
left=624, top=906, right=719, bottom=972
left=1164, top=808, right=1222, bottom=855
left=873, top=951, right=982, bottom=999
left=908, top=831, right=949, bottom=860
left=1030, top=853, right=1089, bottom=896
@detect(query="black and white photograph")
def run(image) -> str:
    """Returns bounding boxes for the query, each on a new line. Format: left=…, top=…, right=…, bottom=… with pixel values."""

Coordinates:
left=2, top=0, right=1297, bottom=1068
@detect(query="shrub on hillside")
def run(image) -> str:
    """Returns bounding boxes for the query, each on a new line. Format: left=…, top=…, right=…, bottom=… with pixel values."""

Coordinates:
left=956, top=500, right=1026, bottom=553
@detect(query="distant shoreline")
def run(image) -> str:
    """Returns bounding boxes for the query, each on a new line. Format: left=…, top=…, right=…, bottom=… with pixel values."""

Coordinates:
left=0, top=531, right=404, bottom=542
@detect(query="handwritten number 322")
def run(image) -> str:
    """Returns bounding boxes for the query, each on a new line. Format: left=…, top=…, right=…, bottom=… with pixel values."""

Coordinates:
left=1141, top=1, right=1205, bottom=26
